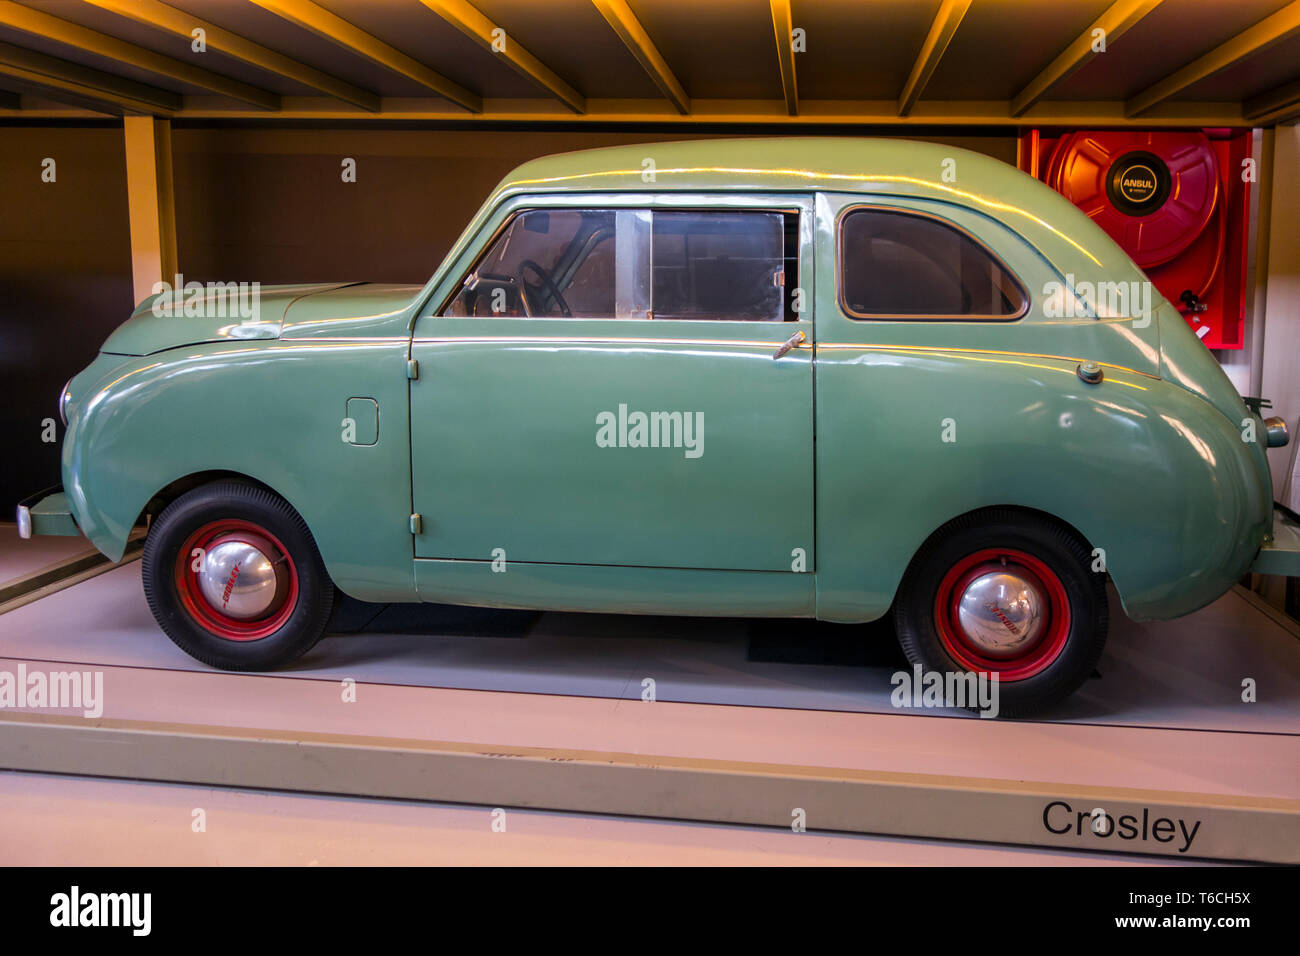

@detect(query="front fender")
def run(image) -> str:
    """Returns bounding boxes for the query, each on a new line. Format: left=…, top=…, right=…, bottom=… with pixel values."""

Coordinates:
left=63, top=340, right=416, bottom=602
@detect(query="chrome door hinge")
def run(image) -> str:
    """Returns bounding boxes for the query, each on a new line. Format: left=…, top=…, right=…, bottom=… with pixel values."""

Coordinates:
left=406, top=359, right=419, bottom=380
left=409, top=513, right=422, bottom=535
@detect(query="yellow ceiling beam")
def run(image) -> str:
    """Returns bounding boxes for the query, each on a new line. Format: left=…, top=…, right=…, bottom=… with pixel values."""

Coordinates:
left=1245, top=75, right=1300, bottom=123
left=1127, top=0, right=1300, bottom=116
left=898, top=0, right=972, bottom=116
left=5, top=97, right=1260, bottom=128
left=592, top=0, right=688, bottom=114
left=0, top=0, right=277, bottom=110
left=248, top=0, right=480, bottom=111
left=1011, top=0, right=1162, bottom=116
left=83, top=0, right=380, bottom=111
left=417, top=0, right=584, bottom=113
left=0, top=39, right=179, bottom=113
left=768, top=0, right=797, bottom=115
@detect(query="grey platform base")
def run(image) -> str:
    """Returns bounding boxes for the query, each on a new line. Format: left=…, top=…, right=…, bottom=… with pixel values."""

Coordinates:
left=0, top=557, right=1297, bottom=863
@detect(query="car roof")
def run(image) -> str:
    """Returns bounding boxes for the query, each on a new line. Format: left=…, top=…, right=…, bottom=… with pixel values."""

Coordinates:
left=499, top=136, right=1014, bottom=195
left=491, top=136, right=1137, bottom=279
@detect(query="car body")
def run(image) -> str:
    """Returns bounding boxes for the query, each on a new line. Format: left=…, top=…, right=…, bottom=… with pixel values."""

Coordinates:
left=19, top=137, right=1300, bottom=713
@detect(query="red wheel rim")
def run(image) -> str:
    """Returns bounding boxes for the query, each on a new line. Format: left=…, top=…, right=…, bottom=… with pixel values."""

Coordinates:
left=933, top=548, right=1070, bottom=681
left=173, top=519, right=298, bottom=642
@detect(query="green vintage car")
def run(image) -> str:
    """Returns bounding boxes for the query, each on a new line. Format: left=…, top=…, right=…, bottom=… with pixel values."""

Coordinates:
left=18, top=137, right=1300, bottom=714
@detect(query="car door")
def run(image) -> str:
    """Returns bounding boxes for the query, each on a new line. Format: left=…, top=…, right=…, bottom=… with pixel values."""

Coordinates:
left=408, top=193, right=815, bottom=574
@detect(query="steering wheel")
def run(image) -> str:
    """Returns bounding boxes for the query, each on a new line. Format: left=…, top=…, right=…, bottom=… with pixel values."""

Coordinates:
left=518, top=259, right=572, bottom=318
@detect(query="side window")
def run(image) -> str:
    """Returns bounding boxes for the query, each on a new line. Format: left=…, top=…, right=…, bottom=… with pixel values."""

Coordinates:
left=442, top=209, right=618, bottom=318
left=839, top=208, right=1027, bottom=319
left=443, top=206, right=801, bottom=321
left=651, top=211, right=792, bottom=321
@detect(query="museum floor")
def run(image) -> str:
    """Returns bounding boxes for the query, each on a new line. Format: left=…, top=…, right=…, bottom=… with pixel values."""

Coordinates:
left=1, top=523, right=1296, bottom=865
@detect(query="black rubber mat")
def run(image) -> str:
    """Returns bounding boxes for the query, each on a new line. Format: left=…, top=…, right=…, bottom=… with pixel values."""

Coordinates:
left=746, top=616, right=905, bottom=666
left=328, top=593, right=539, bottom=638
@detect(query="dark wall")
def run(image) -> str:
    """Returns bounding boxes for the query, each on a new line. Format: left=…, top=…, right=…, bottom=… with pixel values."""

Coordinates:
left=170, top=127, right=1015, bottom=284
left=1, top=124, right=1015, bottom=509
left=0, top=125, right=133, bottom=510
left=170, top=128, right=742, bottom=284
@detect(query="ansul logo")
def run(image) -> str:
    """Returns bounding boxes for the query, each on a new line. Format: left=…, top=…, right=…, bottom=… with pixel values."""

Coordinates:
left=1118, top=164, right=1158, bottom=203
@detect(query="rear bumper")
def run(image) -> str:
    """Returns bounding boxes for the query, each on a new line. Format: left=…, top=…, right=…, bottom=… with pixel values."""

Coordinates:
left=15, top=486, right=80, bottom=539
left=1250, top=503, right=1300, bottom=576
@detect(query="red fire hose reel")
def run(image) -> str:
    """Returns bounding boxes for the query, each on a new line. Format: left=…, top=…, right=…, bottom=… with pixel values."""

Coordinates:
left=1021, top=129, right=1251, bottom=349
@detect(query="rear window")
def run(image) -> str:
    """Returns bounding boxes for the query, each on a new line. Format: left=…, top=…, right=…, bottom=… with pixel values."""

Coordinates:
left=839, top=208, right=1027, bottom=319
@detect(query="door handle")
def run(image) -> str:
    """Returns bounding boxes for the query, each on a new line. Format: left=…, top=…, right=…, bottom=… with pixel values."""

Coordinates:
left=772, top=329, right=807, bottom=360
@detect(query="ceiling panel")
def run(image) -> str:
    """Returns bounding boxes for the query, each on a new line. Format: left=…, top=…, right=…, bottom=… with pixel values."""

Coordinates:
left=1173, top=30, right=1300, bottom=102
left=0, top=0, right=1297, bottom=123
left=794, top=0, right=939, bottom=100
left=628, top=0, right=783, bottom=100
left=163, top=0, right=433, bottom=97
left=0, top=23, right=210, bottom=94
left=316, top=0, right=540, bottom=99
left=1051, top=0, right=1294, bottom=100
left=475, top=0, right=662, bottom=98
left=5, top=0, right=329, bottom=95
left=924, top=0, right=1114, bottom=100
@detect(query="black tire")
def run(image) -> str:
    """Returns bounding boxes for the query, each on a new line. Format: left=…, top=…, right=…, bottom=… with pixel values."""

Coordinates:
left=142, top=481, right=334, bottom=670
left=893, top=509, right=1107, bottom=717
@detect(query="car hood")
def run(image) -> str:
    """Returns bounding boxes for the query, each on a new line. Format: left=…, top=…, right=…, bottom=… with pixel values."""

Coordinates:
left=280, top=282, right=424, bottom=339
left=100, top=282, right=359, bottom=356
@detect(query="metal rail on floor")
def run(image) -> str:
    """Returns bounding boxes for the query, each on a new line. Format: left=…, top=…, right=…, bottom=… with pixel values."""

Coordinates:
left=0, top=536, right=143, bottom=616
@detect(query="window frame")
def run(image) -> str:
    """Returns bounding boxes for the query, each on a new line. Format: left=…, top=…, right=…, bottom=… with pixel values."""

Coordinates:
left=835, top=203, right=1030, bottom=322
left=649, top=207, right=794, bottom=323
left=434, top=199, right=806, bottom=324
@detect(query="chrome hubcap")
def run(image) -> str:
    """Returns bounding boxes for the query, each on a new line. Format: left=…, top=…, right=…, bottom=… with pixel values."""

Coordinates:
left=197, top=539, right=280, bottom=620
left=956, top=569, right=1046, bottom=657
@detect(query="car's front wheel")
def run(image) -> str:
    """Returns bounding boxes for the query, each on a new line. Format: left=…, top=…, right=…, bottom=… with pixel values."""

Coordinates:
left=142, top=481, right=334, bottom=670
left=893, top=509, right=1107, bottom=717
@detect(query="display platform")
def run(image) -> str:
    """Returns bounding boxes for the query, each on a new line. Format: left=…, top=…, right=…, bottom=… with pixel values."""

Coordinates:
left=0, top=550, right=1297, bottom=863
left=6, top=560, right=1300, bottom=732
left=0, top=769, right=1213, bottom=866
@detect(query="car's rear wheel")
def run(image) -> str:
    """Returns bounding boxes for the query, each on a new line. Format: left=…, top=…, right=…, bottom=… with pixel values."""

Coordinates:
left=142, top=481, right=334, bottom=670
left=893, top=510, right=1107, bottom=717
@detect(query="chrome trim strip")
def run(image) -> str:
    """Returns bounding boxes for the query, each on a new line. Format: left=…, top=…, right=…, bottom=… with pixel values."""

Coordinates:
left=58, top=378, right=72, bottom=427
left=279, top=336, right=409, bottom=343
left=817, top=343, right=1158, bottom=379
left=412, top=334, right=806, bottom=347
left=15, top=506, right=31, bottom=540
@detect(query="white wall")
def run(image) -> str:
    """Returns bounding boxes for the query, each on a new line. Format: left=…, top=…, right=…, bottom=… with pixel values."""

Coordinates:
left=1215, top=129, right=1268, bottom=398
left=1259, top=122, right=1300, bottom=509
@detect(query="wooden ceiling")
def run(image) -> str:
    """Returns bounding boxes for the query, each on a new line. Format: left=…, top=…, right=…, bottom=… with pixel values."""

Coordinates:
left=0, top=0, right=1297, bottom=126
